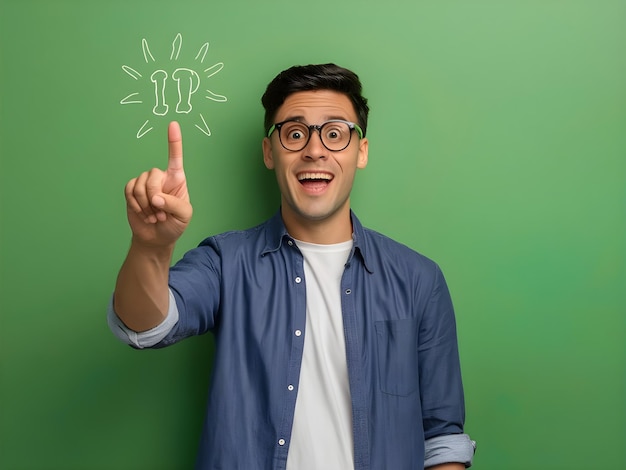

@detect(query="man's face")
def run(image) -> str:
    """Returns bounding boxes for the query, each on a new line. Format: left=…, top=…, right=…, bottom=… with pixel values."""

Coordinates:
left=262, top=90, right=369, bottom=237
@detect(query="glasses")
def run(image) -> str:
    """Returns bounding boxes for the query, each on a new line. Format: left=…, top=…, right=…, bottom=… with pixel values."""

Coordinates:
left=267, top=119, right=364, bottom=152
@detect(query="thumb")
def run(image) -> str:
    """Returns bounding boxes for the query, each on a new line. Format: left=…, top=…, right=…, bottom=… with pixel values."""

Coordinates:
left=152, top=193, right=193, bottom=223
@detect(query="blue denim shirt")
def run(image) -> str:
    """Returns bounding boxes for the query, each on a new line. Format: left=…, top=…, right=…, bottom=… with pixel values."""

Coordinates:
left=153, top=211, right=467, bottom=470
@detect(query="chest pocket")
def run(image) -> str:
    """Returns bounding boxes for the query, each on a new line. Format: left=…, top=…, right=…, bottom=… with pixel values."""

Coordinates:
left=375, top=319, right=419, bottom=396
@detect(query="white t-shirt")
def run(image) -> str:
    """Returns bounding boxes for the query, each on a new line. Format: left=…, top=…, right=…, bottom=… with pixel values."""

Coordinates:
left=286, top=239, right=354, bottom=470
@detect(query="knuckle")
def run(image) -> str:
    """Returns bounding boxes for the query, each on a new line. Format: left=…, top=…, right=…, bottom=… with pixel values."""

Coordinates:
left=125, top=178, right=137, bottom=194
left=132, top=182, right=146, bottom=197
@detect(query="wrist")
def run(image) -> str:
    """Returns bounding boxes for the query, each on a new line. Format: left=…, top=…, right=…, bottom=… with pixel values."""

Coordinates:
left=129, top=236, right=176, bottom=261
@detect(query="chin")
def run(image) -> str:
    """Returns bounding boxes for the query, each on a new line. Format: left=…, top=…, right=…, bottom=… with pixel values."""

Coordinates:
left=297, top=206, right=343, bottom=222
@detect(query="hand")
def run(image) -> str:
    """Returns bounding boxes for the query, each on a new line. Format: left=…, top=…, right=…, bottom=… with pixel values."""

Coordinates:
left=124, top=121, right=193, bottom=247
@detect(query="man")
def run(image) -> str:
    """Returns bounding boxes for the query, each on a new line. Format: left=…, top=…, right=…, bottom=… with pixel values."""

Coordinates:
left=108, top=63, right=476, bottom=469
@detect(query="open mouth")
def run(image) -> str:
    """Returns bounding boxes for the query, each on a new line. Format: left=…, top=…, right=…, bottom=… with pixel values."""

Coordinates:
left=297, top=172, right=333, bottom=192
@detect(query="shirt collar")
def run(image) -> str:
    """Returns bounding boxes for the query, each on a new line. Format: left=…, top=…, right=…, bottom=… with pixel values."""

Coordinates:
left=261, top=210, right=290, bottom=255
left=261, top=209, right=373, bottom=274
left=349, top=211, right=374, bottom=273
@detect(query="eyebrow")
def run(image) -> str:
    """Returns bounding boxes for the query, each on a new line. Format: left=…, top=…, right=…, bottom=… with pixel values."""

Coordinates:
left=283, top=115, right=305, bottom=122
left=281, top=115, right=351, bottom=123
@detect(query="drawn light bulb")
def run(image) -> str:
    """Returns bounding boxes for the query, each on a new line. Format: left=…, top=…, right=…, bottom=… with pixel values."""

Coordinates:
left=120, top=33, right=227, bottom=139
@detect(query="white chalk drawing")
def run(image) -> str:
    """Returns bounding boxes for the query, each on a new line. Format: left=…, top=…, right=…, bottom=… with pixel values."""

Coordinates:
left=120, top=92, right=142, bottom=105
left=121, top=66, right=142, bottom=80
left=142, top=38, right=155, bottom=63
left=121, top=33, right=227, bottom=139
left=137, top=120, right=153, bottom=139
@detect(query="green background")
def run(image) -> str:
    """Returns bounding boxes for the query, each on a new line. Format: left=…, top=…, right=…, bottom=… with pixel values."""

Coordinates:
left=1, top=0, right=624, bottom=468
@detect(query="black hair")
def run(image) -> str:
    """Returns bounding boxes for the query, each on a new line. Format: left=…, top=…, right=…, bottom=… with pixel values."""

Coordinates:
left=261, top=63, right=369, bottom=136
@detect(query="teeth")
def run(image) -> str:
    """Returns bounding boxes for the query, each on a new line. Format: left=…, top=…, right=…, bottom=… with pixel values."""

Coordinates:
left=297, top=172, right=333, bottom=181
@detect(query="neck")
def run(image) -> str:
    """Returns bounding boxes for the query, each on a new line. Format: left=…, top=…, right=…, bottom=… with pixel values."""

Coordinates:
left=281, top=207, right=353, bottom=244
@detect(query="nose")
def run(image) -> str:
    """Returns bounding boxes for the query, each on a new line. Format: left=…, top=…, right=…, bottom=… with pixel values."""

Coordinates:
left=303, top=128, right=327, bottom=160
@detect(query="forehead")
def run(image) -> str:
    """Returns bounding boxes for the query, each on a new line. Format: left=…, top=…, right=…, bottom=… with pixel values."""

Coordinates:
left=275, top=90, right=357, bottom=122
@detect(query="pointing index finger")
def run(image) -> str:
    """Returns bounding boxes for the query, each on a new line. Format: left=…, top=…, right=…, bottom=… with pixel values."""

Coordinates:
left=167, top=121, right=184, bottom=173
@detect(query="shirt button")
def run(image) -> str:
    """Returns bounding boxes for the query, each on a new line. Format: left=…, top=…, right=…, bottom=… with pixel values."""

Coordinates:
left=278, top=438, right=286, bottom=446
left=345, top=289, right=352, bottom=295
left=295, top=277, right=302, bottom=283
left=288, top=384, right=294, bottom=391
left=295, top=329, right=302, bottom=337
left=287, top=240, right=293, bottom=246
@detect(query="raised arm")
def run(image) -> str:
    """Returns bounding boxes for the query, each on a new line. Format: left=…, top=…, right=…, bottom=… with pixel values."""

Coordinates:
left=113, top=122, right=193, bottom=332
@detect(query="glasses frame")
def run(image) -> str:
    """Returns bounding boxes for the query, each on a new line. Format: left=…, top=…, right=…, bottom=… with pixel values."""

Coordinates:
left=267, top=119, right=364, bottom=152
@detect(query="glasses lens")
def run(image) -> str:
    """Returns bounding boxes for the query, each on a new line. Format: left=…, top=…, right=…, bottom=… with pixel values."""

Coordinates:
left=279, top=121, right=310, bottom=151
left=320, top=121, right=352, bottom=151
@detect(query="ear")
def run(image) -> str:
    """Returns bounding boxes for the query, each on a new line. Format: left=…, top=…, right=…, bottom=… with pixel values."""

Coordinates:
left=262, top=137, right=275, bottom=170
left=357, top=137, right=369, bottom=169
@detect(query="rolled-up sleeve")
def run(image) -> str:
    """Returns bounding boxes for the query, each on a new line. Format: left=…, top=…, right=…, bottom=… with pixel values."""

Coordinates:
left=106, top=289, right=179, bottom=349
left=425, top=433, right=476, bottom=468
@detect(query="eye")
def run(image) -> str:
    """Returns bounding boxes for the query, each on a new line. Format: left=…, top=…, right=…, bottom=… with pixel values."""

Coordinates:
left=282, top=122, right=308, bottom=142
left=323, top=123, right=348, bottom=141
left=289, top=130, right=304, bottom=140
